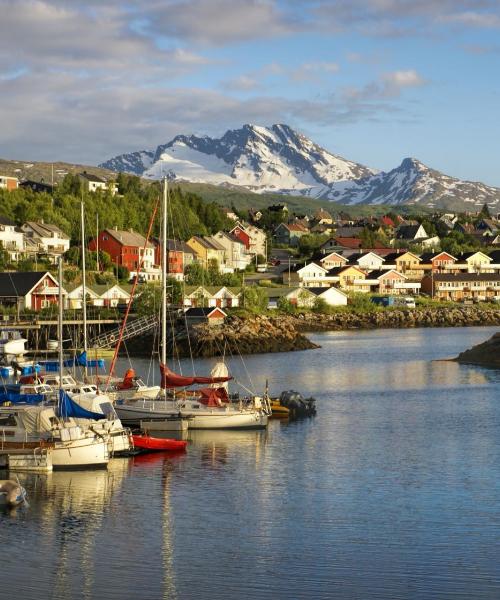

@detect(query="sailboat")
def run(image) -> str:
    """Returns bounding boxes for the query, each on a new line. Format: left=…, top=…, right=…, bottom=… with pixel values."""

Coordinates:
left=113, top=178, right=270, bottom=430
left=0, top=259, right=111, bottom=469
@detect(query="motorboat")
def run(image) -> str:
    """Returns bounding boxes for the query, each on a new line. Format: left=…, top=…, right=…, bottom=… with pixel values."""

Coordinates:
left=101, top=369, right=161, bottom=402
left=0, top=404, right=110, bottom=469
left=0, top=330, right=27, bottom=362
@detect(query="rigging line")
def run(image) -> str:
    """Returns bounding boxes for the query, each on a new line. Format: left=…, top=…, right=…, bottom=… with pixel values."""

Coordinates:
left=228, top=335, right=256, bottom=395
left=105, top=195, right=160, bottom=389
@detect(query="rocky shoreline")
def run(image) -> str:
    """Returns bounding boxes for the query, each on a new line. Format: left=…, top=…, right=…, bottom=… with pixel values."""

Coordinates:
left=123, top=306, right=500, bottom=358
left=455, top=332, right=500, bottom=369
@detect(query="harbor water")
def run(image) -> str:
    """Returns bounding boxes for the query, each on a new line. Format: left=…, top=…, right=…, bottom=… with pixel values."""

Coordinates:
left=1, top=326, right=500, bottom=599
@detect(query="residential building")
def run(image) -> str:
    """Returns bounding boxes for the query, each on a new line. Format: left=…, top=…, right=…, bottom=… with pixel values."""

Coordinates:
left=21, top=221, right=70, bottom=262
left=273, top=222, right=309, bottom=247
left=364, top=269, right=421, bottom=295
left=88, top=228, right=156, bottom=278
left=284, top=262, right=336, bottom=288
left=308, top=286, right=348, bottom=306
left=184, top=307, right=227, bottom=326
left=329, top=266, right=369, bottom=292
left=264, top=287, right=316, bottom=309
left=454, top=251, right=494, bottom=273
left=186, top=235, right=226, bottom=269
left=19, top=180, right=54, bottom=194
left=418, top=251, right=457, bottom=274
left=212, top=231, right=251, bottom=271
left=314, top=252, right=348, bottom=270
left=313, top=209, right=333, bottom=225
left=348, top=251, right=385, bottom=271
left=0, top=175, right=19, bottom=191
left=78, top=172, right=118, bottom=195
left=152, top=238, right=195, bottom=281
left=183, top=286, right=240, bottom=309
left=382, top=251, right=422, bottom=278
left=421, top=273, right=500, bottom=302
left=0, top=271, right=65, bottom=311
left=0, top=215, right=24, bottom=261
left=395, top=224, right=428, bottom=242
left=230, top=222, right=267, bottom=256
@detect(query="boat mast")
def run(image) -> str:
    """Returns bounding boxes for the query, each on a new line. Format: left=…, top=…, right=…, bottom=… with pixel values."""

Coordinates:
left=161, top=177, right=168, bottom=375
left=81, top=198, right=88, bottom=377
left=58, top=257, right=64, bottom=393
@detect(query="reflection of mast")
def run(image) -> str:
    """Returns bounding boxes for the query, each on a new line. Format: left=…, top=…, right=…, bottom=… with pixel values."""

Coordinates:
left=162, top=459, right=178, bottom=600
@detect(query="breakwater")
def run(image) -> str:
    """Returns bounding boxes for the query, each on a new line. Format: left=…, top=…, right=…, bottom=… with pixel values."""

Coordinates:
left=123, top=306, right=500, bottom=358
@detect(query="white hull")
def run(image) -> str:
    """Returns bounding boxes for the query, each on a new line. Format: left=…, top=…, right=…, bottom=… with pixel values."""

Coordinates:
left=52, top=436, right=109, bottom=469
left=107, top=386, right=161, bottom=401
left=180, top=409, right=268, bottom=430
left=114, top=400, right=179, bottom=424
left=0, top=338, right=27, bottom=357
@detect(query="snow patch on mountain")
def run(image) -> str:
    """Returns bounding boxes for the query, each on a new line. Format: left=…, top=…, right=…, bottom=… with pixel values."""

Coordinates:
left=99, top=124, right=500, bottom=210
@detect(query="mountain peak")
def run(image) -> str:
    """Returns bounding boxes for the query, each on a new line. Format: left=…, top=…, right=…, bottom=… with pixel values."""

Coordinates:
left=99, top=124, right=500, bottom=210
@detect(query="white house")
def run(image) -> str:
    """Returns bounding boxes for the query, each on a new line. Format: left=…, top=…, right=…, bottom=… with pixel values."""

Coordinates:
left=264, top=287, right=316, bottom=309
left=308, top=286, right=348, bottom=306
left=183, top=286, right=240, bottom=309
left=212, top=231, right=252, bottom=271
left=350, top=251, right=385, bottom=271
left=317, top=252, right=348, bottom=269
left=284, top=262, right=338, bottom=288
left=21, top=221, right=70, bottom=262
left=0, top=215, right=25, bottom=261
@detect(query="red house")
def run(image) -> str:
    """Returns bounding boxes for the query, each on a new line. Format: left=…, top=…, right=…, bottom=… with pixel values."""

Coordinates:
left=230, top=225, right=251, bottom=250
left=0, top=272, right=64, bottom=311
left=89, top=229, right=155, bottom=272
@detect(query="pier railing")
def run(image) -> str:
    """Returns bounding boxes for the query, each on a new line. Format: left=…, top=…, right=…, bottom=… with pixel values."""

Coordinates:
left=88, top=314, right=159, bottom=349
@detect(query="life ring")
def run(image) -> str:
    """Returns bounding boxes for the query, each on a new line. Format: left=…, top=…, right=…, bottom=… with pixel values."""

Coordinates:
left=108, top=334, right=116, bottom=342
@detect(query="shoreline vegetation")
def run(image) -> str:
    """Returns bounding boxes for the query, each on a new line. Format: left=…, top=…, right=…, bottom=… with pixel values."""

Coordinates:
left=123, top=305, right=500, bottom=358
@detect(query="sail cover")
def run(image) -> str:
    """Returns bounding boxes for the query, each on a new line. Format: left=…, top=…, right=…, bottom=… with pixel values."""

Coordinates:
left=56, top=389, right=104, bottom=420
left=160, top=363, right=232, bottom=389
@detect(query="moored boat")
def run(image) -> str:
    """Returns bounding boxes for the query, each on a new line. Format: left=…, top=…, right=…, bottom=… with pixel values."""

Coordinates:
left=132, top=434, right=187, bottom=452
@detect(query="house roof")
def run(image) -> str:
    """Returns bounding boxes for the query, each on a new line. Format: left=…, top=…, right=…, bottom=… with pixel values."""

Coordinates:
left=367, top=269, right=406, bottom=280
left=0, top=272, right=59, bottom=297
left=308, top=286, right=347, bottom=297
left=0, top=214, right=16, bottom=227
left=104, top=228, right=154, bottom=248
left=348, top=251, right=384, bottom=264
left=184, top=307, right=227, bottom=317
left=334, top=237, right=363, bottom=249
left=263, top=286, right=313, bottom=298
left=24, top=221, right=70, bottom=240
left=396, top=224, right=423, bottom=239
left=152, top=238, right=195, bottom=254
left=382, top=251, right=421, bottom=263
left=488, top=250, right=500, bottom=263
left=79, top=172, right=106, bottom=183
left=419, top=251, right=456, bottom=263
left=327, top=265, right=365, bottom=276
left=456, top=251, right=491, bottom=261
left=430, top=273, right=500, bottom=282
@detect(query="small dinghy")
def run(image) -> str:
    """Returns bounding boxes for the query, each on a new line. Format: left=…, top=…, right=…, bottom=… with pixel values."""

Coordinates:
left=132, top=434, right=187, bottom=452
left=0, top=480, right=27, bottom=507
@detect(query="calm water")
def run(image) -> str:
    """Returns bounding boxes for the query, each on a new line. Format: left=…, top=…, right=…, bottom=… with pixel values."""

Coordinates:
left=2, top=326, right=500, bottom=600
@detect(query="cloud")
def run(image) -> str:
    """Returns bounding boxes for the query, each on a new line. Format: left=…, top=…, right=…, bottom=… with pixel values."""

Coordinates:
left=342, top=69, right=426, bottom=101
left=440, top=11, right=500, bottom=28
left=145, top=0, right=302, bottom=45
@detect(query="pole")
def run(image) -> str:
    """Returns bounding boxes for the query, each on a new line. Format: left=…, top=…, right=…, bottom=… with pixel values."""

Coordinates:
left=58, top=257, right=64, bottom=388
left=80, top=199, right=88, bottom=377
left=161, top=177, right=168, bottom=370
left=96, top=212, right=99, bottom=272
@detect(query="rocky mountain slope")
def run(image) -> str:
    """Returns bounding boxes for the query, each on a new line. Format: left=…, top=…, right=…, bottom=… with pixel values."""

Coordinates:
left=99, top=124, right=500, bottom=211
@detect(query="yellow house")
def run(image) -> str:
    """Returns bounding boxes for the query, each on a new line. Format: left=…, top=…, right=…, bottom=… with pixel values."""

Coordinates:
left=330, top=265, right=369, bottom=292
left=186, top=236, right=225, bottom=268
left=456, top=251, right=494, bottom=273
left=384, top=251, right=422, bottom=278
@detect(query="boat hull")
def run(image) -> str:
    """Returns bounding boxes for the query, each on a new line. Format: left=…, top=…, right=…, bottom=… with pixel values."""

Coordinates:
left=132, top=434, right=186, bottom=452
left=114, top=401, right=180, bottom=425
left=181, top=410, right=268, bottom=430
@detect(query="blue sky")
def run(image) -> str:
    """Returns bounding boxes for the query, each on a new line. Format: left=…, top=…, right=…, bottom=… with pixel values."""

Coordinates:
left=1, top=0, right=499, bottom=185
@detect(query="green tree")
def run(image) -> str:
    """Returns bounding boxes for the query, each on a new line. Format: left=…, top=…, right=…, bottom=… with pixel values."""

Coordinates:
left=277, top=296, right=296, bottom=314
left=241, top=286, right=268, bottom=312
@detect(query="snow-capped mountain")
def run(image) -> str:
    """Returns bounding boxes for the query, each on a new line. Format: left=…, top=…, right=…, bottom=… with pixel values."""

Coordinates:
left=99, top=124, right=500, bottom=210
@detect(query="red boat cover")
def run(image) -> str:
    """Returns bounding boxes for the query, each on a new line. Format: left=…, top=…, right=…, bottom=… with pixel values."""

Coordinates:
left=198, top=387, right=230, bottom=407
left=117, top=368, right=136, bottom=390
left=159, top=363, right=232, bottom=389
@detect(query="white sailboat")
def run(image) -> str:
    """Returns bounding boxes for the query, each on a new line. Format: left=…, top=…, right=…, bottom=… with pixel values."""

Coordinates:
left=114, top=178, right=270, bottom=430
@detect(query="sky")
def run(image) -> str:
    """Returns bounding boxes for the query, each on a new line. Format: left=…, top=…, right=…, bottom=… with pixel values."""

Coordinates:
left=1, top=0, right=500, bottom=186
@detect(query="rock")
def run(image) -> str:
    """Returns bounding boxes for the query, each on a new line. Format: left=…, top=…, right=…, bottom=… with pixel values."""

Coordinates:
left=455, top=332, right=500, bottom=368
